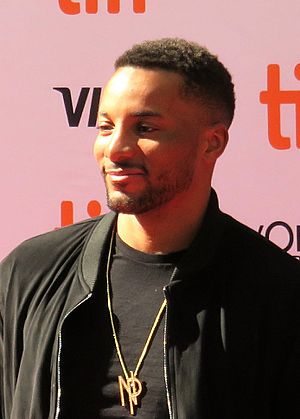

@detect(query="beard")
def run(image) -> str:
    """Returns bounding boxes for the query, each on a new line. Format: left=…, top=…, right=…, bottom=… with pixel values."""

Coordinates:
left=104, top=167, right=195, bottom=214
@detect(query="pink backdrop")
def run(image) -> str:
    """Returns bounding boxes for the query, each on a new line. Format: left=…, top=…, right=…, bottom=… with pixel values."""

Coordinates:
left=1, top=1, right=300, bottom=259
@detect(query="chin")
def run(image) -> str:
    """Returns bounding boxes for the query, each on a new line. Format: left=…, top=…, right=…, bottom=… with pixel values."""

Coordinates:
left=107, top=197, right=149, bottom=214
left=105, top=188, right=154, bottom=214
left=105, top=178, right=191, bottom=215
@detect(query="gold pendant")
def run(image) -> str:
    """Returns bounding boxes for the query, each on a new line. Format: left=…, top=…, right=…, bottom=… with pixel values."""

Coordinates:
left=118, top=371, right=143, bottom=415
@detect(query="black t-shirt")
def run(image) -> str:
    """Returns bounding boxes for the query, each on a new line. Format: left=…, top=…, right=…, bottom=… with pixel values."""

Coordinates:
left=60, top=234, right=184, bottom=418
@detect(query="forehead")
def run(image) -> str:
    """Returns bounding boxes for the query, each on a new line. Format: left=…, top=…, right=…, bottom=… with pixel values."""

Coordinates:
left=99, top=66, right=210, bottom=125
left=100, top=67, right=184, bottom=108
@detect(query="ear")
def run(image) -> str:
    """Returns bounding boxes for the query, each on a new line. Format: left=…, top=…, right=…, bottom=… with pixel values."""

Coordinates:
left=203, top=124, right=228, bottom=162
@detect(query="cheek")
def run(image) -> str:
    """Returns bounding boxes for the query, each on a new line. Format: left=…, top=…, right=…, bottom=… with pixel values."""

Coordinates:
left=136, top=138, right=160, bottom=154
left=93, top=136, right=105, bottom=164
left=137, top=138, right=190, bottom=173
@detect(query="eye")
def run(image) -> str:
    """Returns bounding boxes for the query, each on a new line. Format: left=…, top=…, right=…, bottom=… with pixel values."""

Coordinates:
left=136, top=123, right=155, bottom=134
left=97, top=122, right=114, bottom=135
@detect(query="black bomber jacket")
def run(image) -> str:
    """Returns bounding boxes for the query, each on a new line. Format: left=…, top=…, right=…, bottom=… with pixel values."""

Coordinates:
left=1, top=190, right=300, bottom=419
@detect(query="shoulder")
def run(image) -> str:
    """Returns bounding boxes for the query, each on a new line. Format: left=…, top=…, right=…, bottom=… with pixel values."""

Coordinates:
left=218, top=212, right=300, bottom=298
left=203, top=190, right=300, bottom=276
left=0, top=214, right=108, bottom=302
left=222, top=212, right=299, bottom=268
left=3, top=215, right=103, bottom=264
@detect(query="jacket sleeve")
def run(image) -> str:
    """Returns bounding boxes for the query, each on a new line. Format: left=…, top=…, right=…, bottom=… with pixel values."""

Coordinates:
left=276, top=325, right=300, bottom=418
left=0, top=307, right=3, bottom=419
left=0, top=253, right=14, bottom=419
left=0, top=257, right=6, bottom=419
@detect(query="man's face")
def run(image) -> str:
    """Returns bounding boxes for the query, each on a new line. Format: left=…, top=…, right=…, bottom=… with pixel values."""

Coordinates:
left=94, top=66, right=214, bottom=214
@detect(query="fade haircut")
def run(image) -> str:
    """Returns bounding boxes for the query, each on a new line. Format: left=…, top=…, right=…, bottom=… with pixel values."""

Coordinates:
left=115, top=38, right=235, bottom=127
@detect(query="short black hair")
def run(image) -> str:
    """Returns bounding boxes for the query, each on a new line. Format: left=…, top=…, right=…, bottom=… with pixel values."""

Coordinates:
left=115, top=38, right=235, bottom=127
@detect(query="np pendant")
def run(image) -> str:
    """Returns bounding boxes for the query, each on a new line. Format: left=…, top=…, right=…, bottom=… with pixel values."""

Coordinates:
left=118, top=371, right=143, bottom=415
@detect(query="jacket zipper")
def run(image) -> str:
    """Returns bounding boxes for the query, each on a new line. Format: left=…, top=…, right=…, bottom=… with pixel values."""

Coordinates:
left=54, top=279, right=176, bottom=418
left=163, top=295, right=173, bottom=419
left=54, top=293, right=93, bottom=419
left=164, top=267, right=178, bottom=419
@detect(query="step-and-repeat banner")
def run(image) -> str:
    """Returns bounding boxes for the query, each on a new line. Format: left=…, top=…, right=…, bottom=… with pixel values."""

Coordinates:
left=1, top=1, right=300, bottom=259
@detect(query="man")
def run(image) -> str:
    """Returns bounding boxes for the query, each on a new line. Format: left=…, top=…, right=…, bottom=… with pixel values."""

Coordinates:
left=1, top=38, right=300, bottom=419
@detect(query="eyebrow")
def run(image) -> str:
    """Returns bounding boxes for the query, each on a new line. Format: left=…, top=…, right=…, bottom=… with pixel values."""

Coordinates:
left=98, top=111, right=162, bottom=118
left=130, top=111, right=162, bottom=117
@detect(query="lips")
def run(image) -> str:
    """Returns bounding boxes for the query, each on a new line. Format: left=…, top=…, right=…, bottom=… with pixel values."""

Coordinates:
left=105, top=167, right=146, bottom=183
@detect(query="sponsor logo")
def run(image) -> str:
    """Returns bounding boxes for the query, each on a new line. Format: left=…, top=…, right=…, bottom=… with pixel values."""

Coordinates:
left=260, top=64, right=300, bottom=149
left=60, top=200, right=102, bottom=227
left=53, top=87, right=101, bottom=127
left=259, top=221, right=300, bottom=259
left=58, top=0, right=146, bottom=14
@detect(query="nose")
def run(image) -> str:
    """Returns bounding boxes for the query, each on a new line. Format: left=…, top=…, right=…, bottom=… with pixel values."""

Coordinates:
left=104, top=126, right=137, bottom=162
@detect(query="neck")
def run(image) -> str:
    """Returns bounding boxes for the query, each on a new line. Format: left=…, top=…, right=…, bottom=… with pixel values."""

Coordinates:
left=117, top=188, right=211, bottom=254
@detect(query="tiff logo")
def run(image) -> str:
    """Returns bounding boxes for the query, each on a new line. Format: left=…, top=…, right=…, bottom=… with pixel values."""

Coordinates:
left=60, top=200, right=102, bottom=227
left=54, top=87, right=101, bottom=127
left=59, top=0, right=146, bottom=14
left=260, top=64, right=300, bottom=149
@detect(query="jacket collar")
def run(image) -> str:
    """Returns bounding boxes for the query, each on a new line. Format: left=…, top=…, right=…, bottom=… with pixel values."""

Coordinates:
left=175, top=188, right=226, bottom=277
left=80, top=211, right=117, bottom=290
left=80, top=188, right=225, bottom=290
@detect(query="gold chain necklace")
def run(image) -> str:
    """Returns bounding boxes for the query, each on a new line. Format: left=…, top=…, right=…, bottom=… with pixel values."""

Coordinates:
left=106, top=230, right=167, bottom=416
